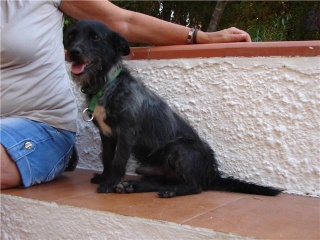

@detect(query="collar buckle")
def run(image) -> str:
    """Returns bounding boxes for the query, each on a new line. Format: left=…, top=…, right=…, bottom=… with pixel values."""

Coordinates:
left=82, top=108, right=94, bottom=122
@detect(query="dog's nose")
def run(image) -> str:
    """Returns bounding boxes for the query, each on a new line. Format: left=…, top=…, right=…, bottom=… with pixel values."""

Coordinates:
left=69, top=47, right=82, bottom=57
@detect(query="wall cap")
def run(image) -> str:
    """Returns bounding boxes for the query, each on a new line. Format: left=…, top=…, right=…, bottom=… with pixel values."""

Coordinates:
left=127, top=41, right=320, bottom=60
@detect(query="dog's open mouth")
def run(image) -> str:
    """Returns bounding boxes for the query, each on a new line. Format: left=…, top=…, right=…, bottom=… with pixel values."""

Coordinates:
left=71, top=61, right=93, bottom=75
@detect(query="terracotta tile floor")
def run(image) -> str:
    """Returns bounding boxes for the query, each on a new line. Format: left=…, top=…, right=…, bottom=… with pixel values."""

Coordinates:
left=2, top=169, right=320, bottom=239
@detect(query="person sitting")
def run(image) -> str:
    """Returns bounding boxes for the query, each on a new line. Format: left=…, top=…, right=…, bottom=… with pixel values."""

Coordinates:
left=0, top=0, right=251, bottom=190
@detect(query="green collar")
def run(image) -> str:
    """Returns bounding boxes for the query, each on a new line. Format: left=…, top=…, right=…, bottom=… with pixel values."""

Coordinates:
left=82, top=65, right=122, bottom=122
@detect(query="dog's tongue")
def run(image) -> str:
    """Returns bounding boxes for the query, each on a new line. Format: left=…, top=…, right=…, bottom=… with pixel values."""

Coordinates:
left=71, top=63, right=86, bottom=75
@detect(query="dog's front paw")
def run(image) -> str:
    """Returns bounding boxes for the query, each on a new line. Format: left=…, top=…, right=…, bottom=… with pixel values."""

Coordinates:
left=97, top=182, right=116, bottom=193
left=91, top=173, right=107, bottom=184
left=158, top=187, right=176, bottom=198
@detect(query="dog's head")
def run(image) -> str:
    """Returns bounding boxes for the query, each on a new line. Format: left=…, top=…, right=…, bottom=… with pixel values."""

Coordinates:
left=64, top=20, right=130, bottom=87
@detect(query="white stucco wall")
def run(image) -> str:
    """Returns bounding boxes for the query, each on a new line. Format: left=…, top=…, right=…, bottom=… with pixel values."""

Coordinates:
left=71, top=57, right=320, bottom=197
left=1, top=195, right=252, bottom=240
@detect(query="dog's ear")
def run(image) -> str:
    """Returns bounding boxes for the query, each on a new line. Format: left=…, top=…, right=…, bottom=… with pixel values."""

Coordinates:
left=112, top=32, right=131, bottom=56
left=63, top=26, right=76, bottom=50
left=63, top=29, right=70, bottom=49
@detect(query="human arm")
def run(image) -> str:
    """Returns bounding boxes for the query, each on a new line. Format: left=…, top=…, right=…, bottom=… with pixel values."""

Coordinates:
left=59, top=0, right=251, bottom=45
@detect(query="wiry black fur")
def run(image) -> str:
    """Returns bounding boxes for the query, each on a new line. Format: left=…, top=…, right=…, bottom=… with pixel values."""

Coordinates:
left=64, top=20, right=282, bottom=198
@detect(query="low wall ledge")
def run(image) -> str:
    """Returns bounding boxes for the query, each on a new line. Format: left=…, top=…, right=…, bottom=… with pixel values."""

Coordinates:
left=127, top=41, right=320, bottom=60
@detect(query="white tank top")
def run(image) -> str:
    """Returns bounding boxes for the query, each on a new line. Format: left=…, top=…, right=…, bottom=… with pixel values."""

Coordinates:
left=1, top=0, right=77, bottom=132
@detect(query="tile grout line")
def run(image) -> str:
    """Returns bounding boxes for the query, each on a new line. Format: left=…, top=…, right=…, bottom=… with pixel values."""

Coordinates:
left=179, top=195, right=248, bottom=224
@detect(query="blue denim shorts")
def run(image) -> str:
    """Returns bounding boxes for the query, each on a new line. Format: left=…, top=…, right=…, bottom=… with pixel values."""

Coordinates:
left=0, top=117, right=76, bottom=187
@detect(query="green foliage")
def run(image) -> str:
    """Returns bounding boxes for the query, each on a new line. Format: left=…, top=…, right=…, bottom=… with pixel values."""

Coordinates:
left=114, top=1, right=215, bottom=29
left=248, top=13, right=292, bottom=42
left=63, top=16, right=76, bottom=31
left=219, top=1, right=319, bottom=41
left=64, top=1, right=320, bottom=42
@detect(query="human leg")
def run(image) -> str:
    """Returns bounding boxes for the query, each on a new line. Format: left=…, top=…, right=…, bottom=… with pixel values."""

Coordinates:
left=0, top=117, right=76, bottom=188
left=0, top=144, right=22, bottom=189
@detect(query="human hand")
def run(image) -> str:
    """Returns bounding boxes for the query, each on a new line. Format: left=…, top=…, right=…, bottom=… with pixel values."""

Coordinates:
left=199, top=27, right=252, bottom=43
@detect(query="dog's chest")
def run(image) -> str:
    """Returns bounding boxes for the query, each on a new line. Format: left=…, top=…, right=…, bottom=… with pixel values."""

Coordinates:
left=93, top=105, right=112, bottom=136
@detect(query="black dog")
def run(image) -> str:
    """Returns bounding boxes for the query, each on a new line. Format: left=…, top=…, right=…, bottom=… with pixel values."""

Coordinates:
left=64, top=20, right=281, bottom=198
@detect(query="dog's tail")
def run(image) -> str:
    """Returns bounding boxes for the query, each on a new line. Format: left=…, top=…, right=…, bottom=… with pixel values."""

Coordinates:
left=209, top=176, right=282, bottom=196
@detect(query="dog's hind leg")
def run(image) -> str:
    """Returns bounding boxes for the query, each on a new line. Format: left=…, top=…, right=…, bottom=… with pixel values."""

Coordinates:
left=116, top=180, right=202, bottom=198
left=116, top=179, right=160, bottom=193
left=158, top=183, right=202, bottom=198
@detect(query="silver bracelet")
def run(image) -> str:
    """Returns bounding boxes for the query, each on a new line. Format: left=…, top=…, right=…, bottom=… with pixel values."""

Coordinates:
left=186, top=28, right=195, bottom=44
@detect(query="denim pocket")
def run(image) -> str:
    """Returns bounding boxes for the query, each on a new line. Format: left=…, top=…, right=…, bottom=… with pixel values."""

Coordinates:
left=6, top=140, right=36, bottom=162
left=45, top=145, right=74, bottom=183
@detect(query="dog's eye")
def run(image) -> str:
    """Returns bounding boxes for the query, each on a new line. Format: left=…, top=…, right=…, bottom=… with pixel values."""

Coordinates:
left=68, top=33, right=74, bottom=40
left=68, top=29, right=78, bottom=38
left=89, top=32, right=100, bottom=41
